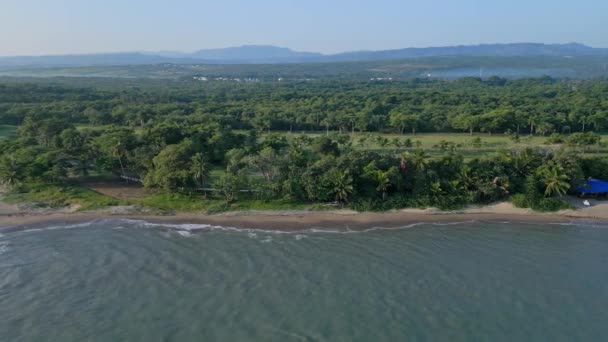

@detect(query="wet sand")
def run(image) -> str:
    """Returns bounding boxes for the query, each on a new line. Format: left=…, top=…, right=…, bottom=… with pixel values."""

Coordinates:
left=0, top=202, right=605, bottom=231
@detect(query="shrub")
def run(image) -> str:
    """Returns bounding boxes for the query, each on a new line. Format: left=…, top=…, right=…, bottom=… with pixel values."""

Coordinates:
left=531, top=198, right=572, bottom=212
left=545, top=133, right=565, bottom=144
left=566, top=132, right=601, bottom=146
left=205, top=202, right=231, bottom=214
left=350, top=199, right=381, bottom=212
left=140, top=193, right=207, bottom=211
left=511, top=194, right=529, bottom=208
left=511, top=190, right=572, bottom=212
left=470, top=137, right=483, bottom=148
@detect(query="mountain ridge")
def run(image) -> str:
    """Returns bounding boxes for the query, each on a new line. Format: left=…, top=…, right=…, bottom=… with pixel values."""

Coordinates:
left=1, top=43, right=608, bottom=68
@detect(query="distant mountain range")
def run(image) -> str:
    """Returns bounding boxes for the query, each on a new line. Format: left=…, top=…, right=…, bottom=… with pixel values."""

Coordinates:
left=1, top=43, right=608, bottom=68
left=191, top=45, right=323, bottom=62
left=328, top=43, right=608, bottom=61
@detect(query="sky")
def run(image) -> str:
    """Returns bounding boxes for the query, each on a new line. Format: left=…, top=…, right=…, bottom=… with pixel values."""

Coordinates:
left=0, top=0, right=607, bottom=56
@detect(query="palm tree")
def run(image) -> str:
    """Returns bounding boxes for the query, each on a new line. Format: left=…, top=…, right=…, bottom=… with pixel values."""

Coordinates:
left=540, top=164, right=570, bottom=197
left=112, top=141, right=126, bottom=177
left=0, top=156, right=22, bottom=187
left=513, top=148, right=538, bottom=177
left=458, top=165, right=476, bottom=191
left=429, top=181, right=444, bottom=204
left=372, top=170, right=391, bottom=200
left=404, top=149, right=429, bottom=172
left=191, top=153, right=210, bottom=189
left=328, top=169, right=353, bottom=204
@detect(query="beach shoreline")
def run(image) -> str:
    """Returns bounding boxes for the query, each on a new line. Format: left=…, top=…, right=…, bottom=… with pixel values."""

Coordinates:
left=1, top=201, right=606, bottom=231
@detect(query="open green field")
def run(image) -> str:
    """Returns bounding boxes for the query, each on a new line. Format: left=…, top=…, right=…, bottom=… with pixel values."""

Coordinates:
left=286, top=132, right=547, bottom=148
left=263, top=131, right=608, bottom=157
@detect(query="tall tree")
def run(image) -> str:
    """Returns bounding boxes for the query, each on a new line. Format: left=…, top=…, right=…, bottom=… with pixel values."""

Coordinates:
left=190, top=153, right=210, bottom=188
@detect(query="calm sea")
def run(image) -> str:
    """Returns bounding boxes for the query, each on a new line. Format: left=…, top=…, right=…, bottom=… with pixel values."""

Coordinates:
left=1, top=219, right=607, bottom=341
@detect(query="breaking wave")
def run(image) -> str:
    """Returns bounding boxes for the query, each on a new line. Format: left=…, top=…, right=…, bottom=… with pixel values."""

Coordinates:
left=1, top=217, right=605, bottom=237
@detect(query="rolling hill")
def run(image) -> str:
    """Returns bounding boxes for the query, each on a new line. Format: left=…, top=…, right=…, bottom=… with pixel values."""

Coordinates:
left=1, top=43, right=608, bottom=68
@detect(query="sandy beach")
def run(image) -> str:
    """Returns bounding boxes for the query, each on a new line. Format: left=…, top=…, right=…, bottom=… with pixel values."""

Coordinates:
left=1, top=200, right=607, bottom=231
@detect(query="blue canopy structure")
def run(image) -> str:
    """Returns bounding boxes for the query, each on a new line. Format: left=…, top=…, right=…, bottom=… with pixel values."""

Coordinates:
left=578, top=179, right=608, bottom=194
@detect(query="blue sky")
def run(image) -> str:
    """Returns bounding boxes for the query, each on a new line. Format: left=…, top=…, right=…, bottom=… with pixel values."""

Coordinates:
left=1, top=0, right=606, bottom=56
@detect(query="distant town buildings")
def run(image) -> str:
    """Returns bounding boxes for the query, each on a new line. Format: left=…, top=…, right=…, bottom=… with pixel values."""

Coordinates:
left=192, top=76, right=259, bottom=83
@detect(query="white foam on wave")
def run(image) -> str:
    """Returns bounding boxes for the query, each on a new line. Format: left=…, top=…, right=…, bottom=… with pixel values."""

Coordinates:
left=432, top=220, right=477, bottom=226
left=547, top=221, right=608, bottom=229
left=546, top=221, right=605, bottom=227
left=308, top=228, right=342, bottom=233
left=6, top=219, right=435, bottom=237
left=51, top=221, right=98, bottom=229
left=19, top=221, right=99, bottom=234
left=176, top=230, right=192, bottom=237
left=0, top=241, right=8, bottom=255
left=359, top=222, right=427, bottom=233
left=119, top=219, right=217, bottom=231
left=501, top=220, right=608, bottom=228
left=8, top=217, right=598, bottom=239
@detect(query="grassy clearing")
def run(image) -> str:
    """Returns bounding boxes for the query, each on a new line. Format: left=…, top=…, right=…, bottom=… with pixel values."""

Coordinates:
left=268, top=131, right=608, bottom=156
left=227, top=199, right=311, bottom=211
left=76, top=124, right=115, bottom=131
left=4, top=183, right=311, bottom=214
left=138, top=193, right=213, bottom=211
left=5, top=183, right=122, bottom=210
left=272, top=131, right=547, bottom=148
left=138, top=193, right=311, bottom=213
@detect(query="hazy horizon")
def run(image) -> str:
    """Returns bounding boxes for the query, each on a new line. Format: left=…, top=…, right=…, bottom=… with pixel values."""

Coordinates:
left=0, top=42, right=606, bottom=59
left=1, top=0, right=607, bottom=57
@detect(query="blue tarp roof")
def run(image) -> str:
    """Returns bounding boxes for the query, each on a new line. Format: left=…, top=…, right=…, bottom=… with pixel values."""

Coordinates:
left=578, top=179, right=608, bottom=194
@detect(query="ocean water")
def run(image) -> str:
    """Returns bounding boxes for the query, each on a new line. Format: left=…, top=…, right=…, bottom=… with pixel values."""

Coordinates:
left=1, top=219, right=608, bottom=341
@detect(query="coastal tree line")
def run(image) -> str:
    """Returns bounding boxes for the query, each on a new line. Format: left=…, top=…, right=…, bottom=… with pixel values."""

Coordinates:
left=0, top=115, right=606, bottom=211
left=1, top=77, right=608, bottom=135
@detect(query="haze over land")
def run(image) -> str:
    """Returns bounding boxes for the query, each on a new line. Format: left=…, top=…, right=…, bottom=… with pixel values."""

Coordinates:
left=2, top=0, right=607, bottom=78
left=1, top=43, right=608, bottom=67
left=1, top=43, right=608, bottom=80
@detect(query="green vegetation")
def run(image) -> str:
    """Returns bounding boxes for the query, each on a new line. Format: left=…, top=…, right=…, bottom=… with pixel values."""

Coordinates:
left=139, top=194, right=310, bottom=213
left=2, top=76, right=608, bottom=136
left=138, top=193, right=215, bottom=212
left=4, top=183, right=121, bottom=210
left=1, top=77, right=607, bottom=212
left=2, top=55, right=608, bottom=79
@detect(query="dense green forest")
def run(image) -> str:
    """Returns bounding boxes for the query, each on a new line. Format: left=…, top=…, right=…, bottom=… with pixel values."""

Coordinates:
left=1, top=77, right=608, bottom=212
left=1, top=77, right=608, bottom=134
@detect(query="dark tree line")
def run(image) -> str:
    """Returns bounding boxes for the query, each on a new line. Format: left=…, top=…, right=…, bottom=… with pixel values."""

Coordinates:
left=1, top=77, right=607, bottom=134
